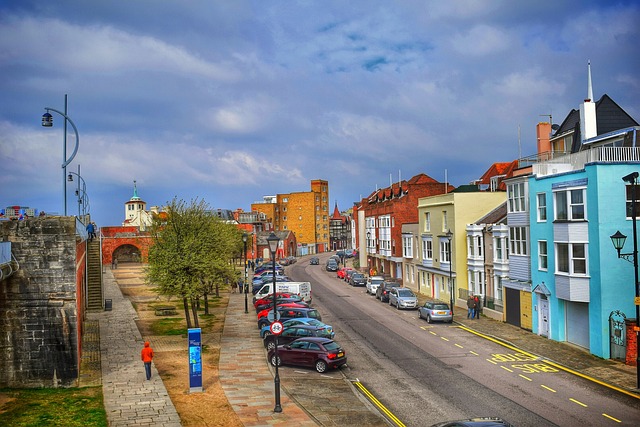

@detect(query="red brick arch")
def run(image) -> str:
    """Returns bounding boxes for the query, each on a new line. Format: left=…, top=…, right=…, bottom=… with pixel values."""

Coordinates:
left=100, top=226, right=151, bottom=265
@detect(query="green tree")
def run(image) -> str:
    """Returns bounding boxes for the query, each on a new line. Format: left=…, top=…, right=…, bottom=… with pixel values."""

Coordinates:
left=146, top=197, right=241, bottom=328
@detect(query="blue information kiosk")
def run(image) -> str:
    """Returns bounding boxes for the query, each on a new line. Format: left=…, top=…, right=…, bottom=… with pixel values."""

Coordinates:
left=188, top=328, right=203, bottom=393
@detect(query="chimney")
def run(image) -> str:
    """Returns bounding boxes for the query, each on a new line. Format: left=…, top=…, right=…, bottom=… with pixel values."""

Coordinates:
left=580, top=61, right=597, bottom=141
left=537, top=122, right=552, bottom=156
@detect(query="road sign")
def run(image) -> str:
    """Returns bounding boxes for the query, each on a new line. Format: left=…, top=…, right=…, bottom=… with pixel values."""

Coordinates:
left=270, top=321, right=284, bottom=335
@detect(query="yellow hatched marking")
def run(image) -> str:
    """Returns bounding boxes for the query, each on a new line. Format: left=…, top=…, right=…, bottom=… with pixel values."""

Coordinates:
left=429, top=331, right=437, bottom=336
left=541, top=385, right=556, bottom=393
left=441, top=337, right=449, bottom=342
left=455, top=344, right=464, bottom=348
left=486, top=359, right=498, bottom=365
left=469, top=351, right=479, bottom=356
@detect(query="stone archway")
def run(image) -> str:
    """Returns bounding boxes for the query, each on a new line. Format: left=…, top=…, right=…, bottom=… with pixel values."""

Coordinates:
left=112, top=244, right=142, bottom=263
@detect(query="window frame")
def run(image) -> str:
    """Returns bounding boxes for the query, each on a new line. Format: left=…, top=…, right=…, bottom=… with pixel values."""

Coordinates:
left=537, top=192, right=547, bottom=222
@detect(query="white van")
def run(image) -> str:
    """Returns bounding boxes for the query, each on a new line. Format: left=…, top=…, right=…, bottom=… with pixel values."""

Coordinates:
left=253, top=281, right=312, bottom=303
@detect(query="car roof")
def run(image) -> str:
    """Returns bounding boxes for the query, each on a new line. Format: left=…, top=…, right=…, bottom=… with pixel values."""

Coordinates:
left=293, top=336, right=333, bottom=344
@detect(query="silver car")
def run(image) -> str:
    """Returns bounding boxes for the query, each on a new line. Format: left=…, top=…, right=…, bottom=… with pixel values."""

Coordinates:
left=418, top=301, right=453, bottom=323
left=389, top=287, right=417, bottom=309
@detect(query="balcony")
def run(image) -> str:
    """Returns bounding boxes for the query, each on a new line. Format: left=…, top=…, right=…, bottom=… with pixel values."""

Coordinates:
left=529, top=146, right=640, bottom=178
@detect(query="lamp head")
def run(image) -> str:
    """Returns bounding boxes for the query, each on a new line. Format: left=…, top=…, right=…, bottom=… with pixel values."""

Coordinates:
left=267, top=232, right=279, bottom=254
left=446, top=229, right=453, bottom=241
left=68, top=174, right=74, bottom=182
left=242, top=232, right=247, bottom=243
left=610, top=230, right=627, bottom=255
left=622, top=172, right=639, bottom=184
left=42, top=112, right=53, bottom=127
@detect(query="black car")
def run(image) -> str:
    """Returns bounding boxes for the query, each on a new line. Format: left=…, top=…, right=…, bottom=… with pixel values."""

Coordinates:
left=257, top=307, right=322, bottom=329
left=310, top=257, right=319, bottom=265
left=263, top=325, right=328, bottom=351
left=326, top=260, right=339, bottom=272
left=376, top=280, right=399, bottom=302
left=349, top=272, right=366, bottom=287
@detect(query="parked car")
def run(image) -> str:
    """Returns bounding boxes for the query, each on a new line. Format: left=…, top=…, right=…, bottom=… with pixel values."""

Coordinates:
left=310, top=257, right=319, bottom=265
left=337, top=267, right=354, bottom=279
left=430, top=418, right=514, bottom=427
left=389, top=287, right=418, bottom=309
left=260, top=317, right=334, bottom=338
left=344, top=249, right=355, bottom=258
left=257, top=302, right=309, bottom=320
left=255, top=297, right=308, bottom=313
left=336, top=250, right=346, bottom=258
left=344, top=269, right=357, bottom=282
left=418, top=301, right=453, bottom=323
left=376, top=280, right=399, bottom=302
left=263, top=325, right=329, bottom=351
left=253, top=293, right=300, bottom=309
left=349, top=272, right=366, bottom=287
left=268, top=337, right=347, bottom=373
left=257, top=307, right=322, bottom=329
left=326, top=260, right=339, bottom=272
left=366, top=276, right=385, bottom=295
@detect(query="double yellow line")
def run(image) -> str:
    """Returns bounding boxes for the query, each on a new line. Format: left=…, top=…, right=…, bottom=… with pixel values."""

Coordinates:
left=352, top=379, right=406, bottom=427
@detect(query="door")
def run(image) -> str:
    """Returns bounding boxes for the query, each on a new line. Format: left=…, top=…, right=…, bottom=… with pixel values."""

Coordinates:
left=566, top=301, right=589, bottom=349
left=520, top=290, right=532, bottom=331
left=505, top=287, right=521, bottom=327
left=538, top=297, right=549, bottom=337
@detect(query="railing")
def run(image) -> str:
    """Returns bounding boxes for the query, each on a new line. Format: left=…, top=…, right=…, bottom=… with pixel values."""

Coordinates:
left=0, top=241, right=19, bottom=281
left=530, top=147, right=640, bottom=177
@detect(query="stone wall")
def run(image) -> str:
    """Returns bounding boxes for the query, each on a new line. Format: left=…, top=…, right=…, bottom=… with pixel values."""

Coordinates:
left=0, top=217, right=82, bottom=387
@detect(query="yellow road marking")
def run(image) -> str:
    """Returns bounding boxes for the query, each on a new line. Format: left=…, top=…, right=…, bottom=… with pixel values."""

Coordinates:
left=457, top=325, right=640, bottom=400
left=500, top=366, right=513, bottom=373
left=441, top=337, right=449, bottom=342
left=353, top=380, right=405, bottom=427
left=519, top=374, right=532, bottom=381
left=541, top=385, right=556, bottom=393
left=455, top=344, right=464, bottom=348
left=486, top=359, right=497, bottom=365
left=469, top=351, right=479, bottom=356
left=602, top=413, right=621, bottom=423
left=570, top=398, right=587, bottom=407
left=429, top=331, right=437, bottom=335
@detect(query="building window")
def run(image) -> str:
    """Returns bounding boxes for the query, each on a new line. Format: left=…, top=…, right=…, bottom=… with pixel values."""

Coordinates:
left=494, top=236, right=505, bottom=261
left=537, top=193, right=547, bottom=222
left=495, top=275, right=503, bottom=301
left=538, top=240, right=547, bottom=271
left=440, top=238, right=451, bottom=263
left=423, top=238, right=433, bottom=261
left=554, top=188, right=586, bottom=221
left=507, top=182, right=526, bottom=213
left=626, top=184, right=640, bottom=219
left=283, top=197, right=288, bottom=203
left=556, top=242, right=587, bottom=275
left=403, top=235, right=413, bottom=258
left=509, top=226, right=527, bottom=256
left=425, top=212, right=431, bottom=232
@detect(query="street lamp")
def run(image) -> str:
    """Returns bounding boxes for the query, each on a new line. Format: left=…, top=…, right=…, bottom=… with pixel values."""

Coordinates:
left=67, top=165, right=89, bottom=222
left=42, top=94, right=80, bottom=216
left=266, top=232, right=282, bottom=413
left=446, top=229, right=454, bottom=321
left=609, top=171, right=640, bottom=389
left=242, top=233, right=248, bottom=314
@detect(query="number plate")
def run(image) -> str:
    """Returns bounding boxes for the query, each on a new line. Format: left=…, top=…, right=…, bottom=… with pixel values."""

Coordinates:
left=337, top=352, right=344, bottom=358
left=437, top=311, right=446, bottom=315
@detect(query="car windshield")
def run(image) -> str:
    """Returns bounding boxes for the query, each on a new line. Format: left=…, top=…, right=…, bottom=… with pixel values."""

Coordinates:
left=306, top=319, right=323, bottom=327
left=432, top=304, right=449, bottom=310
left=323, top=341, right=340, bottom=351
left=352, top=273, right=363, bottom=279
left=398, top=289, right=415, bottom=297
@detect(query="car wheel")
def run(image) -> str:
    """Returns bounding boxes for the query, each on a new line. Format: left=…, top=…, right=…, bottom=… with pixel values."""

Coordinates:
left=263, top=331, right=272, bottom=337
left=315, top=360, right=328, bottom=373
left=426, top=315, right=432, bottom=324
left=418, top=311, right=423, bottom=319
left=270, top=355, right=281, bottom=366
left=266, top=340, right=276, bottom=351
left=396, top=302, right=400, bottom=310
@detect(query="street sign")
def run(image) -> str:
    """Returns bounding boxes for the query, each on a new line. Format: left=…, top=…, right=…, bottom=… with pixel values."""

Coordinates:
left=270, top=321, right=284, bottom=335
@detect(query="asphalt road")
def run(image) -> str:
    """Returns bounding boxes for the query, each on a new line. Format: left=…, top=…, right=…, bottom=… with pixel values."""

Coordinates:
left=288, top=255, right=640, bottom=427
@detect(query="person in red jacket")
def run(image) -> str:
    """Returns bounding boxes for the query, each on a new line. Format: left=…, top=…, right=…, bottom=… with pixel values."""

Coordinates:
left=141, top=341, right=154, bottom=380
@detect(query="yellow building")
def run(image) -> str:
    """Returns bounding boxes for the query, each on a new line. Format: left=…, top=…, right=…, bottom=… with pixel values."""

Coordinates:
left=252, top=179, right=329, bottom=255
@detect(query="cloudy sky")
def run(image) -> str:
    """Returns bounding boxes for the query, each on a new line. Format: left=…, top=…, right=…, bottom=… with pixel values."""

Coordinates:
left=1, top=1, right=638, bottom=227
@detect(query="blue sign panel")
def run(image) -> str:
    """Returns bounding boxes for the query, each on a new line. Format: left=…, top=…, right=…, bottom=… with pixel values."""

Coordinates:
left=188, top=328, right=203, bottom=393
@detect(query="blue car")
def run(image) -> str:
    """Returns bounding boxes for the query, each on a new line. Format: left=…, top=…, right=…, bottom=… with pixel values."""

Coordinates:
left=260, top=317, right=335, bottom=339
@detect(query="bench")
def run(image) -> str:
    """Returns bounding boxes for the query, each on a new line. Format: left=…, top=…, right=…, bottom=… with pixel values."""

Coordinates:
left=154, top=305, right=177, bottom=316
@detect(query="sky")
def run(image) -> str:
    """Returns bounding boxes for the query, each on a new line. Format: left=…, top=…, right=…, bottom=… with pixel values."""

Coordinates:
left=1, top=1, right=639, bottom=228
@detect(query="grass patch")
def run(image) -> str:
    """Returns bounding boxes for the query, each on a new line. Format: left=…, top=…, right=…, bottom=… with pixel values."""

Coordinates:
left=150, top=318, right=187, bottom=336
left=0, top=387, right=106, bottom=427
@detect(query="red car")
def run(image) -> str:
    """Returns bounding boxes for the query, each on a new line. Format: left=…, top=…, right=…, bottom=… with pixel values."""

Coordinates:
left=337, top=267, right=353, bottom=280
left=257, top=302, right=307, bottom=320
left=253, top=293, right=296, bottom=308
left=268, top=337, right=347, bottom=373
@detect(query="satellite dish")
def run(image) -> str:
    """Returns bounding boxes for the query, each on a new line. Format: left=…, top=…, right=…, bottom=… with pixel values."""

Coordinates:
left=551, top=124, right=560, bottom=131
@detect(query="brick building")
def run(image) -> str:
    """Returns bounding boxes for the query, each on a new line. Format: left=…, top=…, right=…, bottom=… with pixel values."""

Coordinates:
left=252, top=179, right=329, bottom=256
left=354, top=173, right=454, bottom=281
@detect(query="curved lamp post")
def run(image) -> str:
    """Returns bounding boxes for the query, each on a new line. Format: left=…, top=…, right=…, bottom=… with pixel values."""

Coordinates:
left=446, top=229, right=454, bottom=321
left=609, top=171, right=640, bottom=389
left=42, top=94, right=80, bottom=216
left=266, top=232, right=282, bottom=412
left=243, top=232, right=248, bottom=314
left=67, top=165, right=89, bottom=221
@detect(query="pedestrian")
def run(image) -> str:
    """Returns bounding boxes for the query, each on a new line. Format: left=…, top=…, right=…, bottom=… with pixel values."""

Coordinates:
left=86, top=222, right=95, bottom=241
left=467, top=295, right=475, bottom=319
left=111, top=257, right=118, bottom=270
left=238, top=279, right=244, bottom=294
left=141, top=341, right=154, bottom=380
left=474, top=295, right=481, bottom=319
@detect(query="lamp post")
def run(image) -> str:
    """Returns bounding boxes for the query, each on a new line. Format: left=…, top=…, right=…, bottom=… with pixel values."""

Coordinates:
left=446, top=229, right=454, bottom=321
left=243, top=233, right=249, bottom=314
left=42, top=94, right=80, bottom=216
left=610, top=171, right=640, bottom=389
left=267, top=232, right=282, bottom=412
left=67, top=165, right=89, bottom=222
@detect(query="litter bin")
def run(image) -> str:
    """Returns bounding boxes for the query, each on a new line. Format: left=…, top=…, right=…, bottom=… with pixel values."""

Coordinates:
left=104, top=299, right=112, bottom=311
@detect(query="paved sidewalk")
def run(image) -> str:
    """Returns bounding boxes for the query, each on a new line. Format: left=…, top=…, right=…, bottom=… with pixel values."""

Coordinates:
left=87, top=268, right=181, bottom=427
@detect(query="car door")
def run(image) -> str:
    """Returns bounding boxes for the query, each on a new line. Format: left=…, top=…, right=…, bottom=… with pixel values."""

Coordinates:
left=389, top=288, right=397, bottom=305
left=288, top=340, right=310, bottom=365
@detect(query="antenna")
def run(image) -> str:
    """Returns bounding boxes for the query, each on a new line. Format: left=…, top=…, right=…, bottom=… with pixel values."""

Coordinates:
left=518, top=125, right=521, bottom=159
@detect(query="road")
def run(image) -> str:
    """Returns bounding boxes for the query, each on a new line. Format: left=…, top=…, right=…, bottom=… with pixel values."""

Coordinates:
left=287, top=255, right=640, bottom=427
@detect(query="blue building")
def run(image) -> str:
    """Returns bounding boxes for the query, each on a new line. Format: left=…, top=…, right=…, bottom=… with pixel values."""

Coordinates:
left=516, top=64, right=640, bottom=359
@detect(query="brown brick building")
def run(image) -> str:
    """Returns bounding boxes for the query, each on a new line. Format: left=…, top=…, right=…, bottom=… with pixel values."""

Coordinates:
left=252, top=179, right=329, bottom=255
